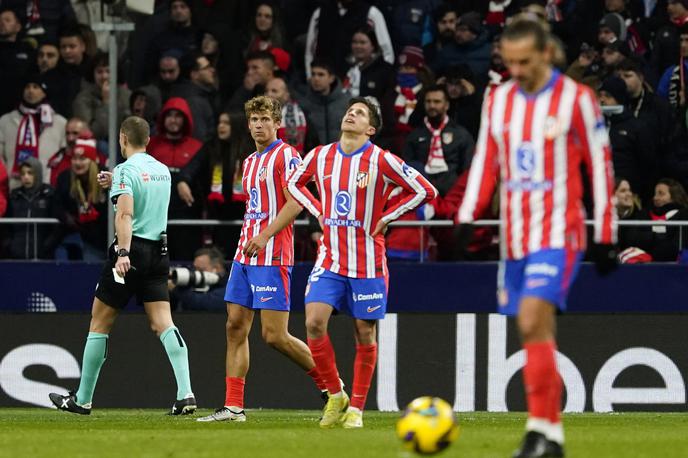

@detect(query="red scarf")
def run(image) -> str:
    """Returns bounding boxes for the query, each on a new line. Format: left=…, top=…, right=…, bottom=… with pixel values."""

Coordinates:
left=423, top=115, right=449, bottom=174
left=12, top=103, right=53, bottom=177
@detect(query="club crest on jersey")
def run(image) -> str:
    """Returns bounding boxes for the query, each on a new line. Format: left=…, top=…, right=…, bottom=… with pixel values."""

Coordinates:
left=258, top=166, right=267, bottom=181
left=442, top=132, right=453, bottom=144
left=356, top=171, right=369, bottom=188
left=544, top=116, right=563, bottom=140
left=516, top=142, right=536, bottom=177
left=335, top=191, right=352, bottom=216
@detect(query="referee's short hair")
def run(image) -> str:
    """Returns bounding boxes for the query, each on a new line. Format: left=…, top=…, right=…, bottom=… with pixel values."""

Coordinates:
left=120, top=116, right=150, bottom=148
left=501, top=16, right=549, bottom=51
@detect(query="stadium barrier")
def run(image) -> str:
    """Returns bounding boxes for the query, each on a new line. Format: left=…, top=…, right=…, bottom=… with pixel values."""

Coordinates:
left=0, top=313, right=686, bottom=412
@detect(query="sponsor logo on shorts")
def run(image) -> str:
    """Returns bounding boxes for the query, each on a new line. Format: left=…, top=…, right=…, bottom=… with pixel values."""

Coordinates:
left=352, top=292, right=384, bottom=302
left=260, top=297, right=273, bottom=302
left=525, top=278, right=550, bottom=289
left=366, top=305, right=382, bottom=313
left=254, top=285, right=278, bottom=293
left=524, top=263, right=559, bottom=277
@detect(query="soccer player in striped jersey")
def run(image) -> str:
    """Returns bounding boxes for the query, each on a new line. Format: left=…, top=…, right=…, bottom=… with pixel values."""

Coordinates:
left=248, top=97, right=437, bottom=428
left=457, top=19, right=618, bottom=458
left=197, top=96, right=325, bottom=423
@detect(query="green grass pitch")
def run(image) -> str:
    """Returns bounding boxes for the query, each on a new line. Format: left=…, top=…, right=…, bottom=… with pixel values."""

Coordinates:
left=1, top=409, right=687, bottom=458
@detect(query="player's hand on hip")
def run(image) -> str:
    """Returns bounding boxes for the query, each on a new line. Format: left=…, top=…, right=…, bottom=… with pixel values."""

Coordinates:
left=97, top=171, right=113, bottom=190
left=243, top=233, right=268, bottom=257
left=317, top=215, right=324, bottom=230
left=115, top=256, right=131, bottom=277
left=177, top=182, right=194, bottom=206
left=371, top=220, right=388, bottom=237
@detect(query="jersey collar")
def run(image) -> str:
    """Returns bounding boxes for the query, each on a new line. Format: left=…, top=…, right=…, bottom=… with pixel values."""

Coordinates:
left=256, top=139, right=282, bottom=156
left=336, top=140, right=371, bottom=157
left=517, top=69, right=560, bottom=99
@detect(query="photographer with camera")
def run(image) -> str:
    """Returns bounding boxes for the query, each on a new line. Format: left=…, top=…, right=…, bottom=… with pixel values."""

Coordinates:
left=169, top=246, right=228, bottom=311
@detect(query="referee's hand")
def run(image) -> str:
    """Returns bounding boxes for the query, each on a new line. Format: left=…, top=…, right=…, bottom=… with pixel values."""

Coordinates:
left=115, top=256, right=131, bottom=277
left=243, top=233, right=269, bottom=257
left=97, top=171, right=113, bottom=189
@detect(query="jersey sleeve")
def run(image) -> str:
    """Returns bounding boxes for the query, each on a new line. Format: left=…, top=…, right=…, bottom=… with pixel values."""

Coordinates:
left=278, top=146, right=302, bottom=189
left=458, top=90, right=499, bottom=224
left=573, top=86, right=617, bottom=245
left=379, top=151, right=438, bottom=224
left=109, top=163, right=135, bottom=201
left=287, top=146, right=322, bottom=217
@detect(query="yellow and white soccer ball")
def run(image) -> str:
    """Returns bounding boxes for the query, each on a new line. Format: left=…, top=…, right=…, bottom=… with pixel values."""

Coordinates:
left=396, top=396, right=460, bottom=455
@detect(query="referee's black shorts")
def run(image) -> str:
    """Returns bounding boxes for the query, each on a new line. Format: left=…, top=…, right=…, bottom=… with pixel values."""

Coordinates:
left=95, top=236, right=169, bottom=309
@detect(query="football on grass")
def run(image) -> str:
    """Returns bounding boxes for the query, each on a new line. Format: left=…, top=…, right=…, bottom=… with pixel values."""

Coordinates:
left=396, top=396, right=460, bottom=455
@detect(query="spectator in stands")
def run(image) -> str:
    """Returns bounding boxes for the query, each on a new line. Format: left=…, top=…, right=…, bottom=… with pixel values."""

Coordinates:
left=657, top=24, right=688, bottom=119
left=305, top=0, right=394, bottom=78
left=128, top=90, right=156, bottom=133
left=403, top=84, right=474, bottom=196
left=47, top=121, right=91, bottom=186
left=265, top=76, right=318, bottom=154
left=617, top=58, right=676, bottom=162
left=53, top=137, right=107, bottom=260
left=37, top=41, right=59, bottom=74
left=598, top=13, right=628, bottom=46
left=386, top=0, right=441, bottom=50
left=0, top=8, right=36, bottom=116
left=73, top=52, right=131, bottom=141
left=441, top=64, right=482, bottom=140
left=1, top=0, right=76, bottom=43
left=186, top=52, right=219, bottom=142
left=149, top=97, right=203, bottom=260
left=297, top=59, right=349, bottom=144
left=145, top=0, right=199, bottom=84
left=177, top=112, right=253, bottom=250
left=603, top=0, right=649, bottom=56
left=651, top=0, right=688, bottom=85
left=393, top=46, right=431, bottom=153
left=487, top=34, right=509, bottom=90
left=645, top=178, right=688, bottom=261
left=240, top=2, right=285, bottom=54
left=0, top=76, right=67, bottom=189
left=226, top=50, right=275, bottom=111
left=569, top=39, right=631, bottom=91
left=423, top=4, right=458, bottom=66
left=43, top=26, right=91, bottom=117
left=343, top=26, right=395, bottom=146
left=5, top=157, right=57, bottom=259
left=599, top=76, right=656, bottom=201
left=0, top=160, right=7, bottom=217
left=432, top=11, right=491, bottom=81
left=614, top=177, right=652, bottom=255
left=139, top=51, right=193, bottom=123
left=170, top=246, right=229, bottom=311
left=72, top=0, right=129, bottom=53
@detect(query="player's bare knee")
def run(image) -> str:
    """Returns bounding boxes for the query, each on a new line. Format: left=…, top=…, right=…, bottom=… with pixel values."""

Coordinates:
left=262, top=328, right=288, bottom=348
left=227, top=319, right=249, bottom=342
left=305, top=316, right=327, bottom=337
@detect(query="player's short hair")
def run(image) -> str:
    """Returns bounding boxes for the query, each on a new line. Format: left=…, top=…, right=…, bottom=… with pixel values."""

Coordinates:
left=194, top=246, right=226, bottom=268
left=347, top=96, right=382, bottom=132
left=501, top=16, right=548, bottom=51
left=424, top=83, right=450, bottom=102
left=245, top=95, right=282, bottom=122
left=120, top=116, right=150, bottom=148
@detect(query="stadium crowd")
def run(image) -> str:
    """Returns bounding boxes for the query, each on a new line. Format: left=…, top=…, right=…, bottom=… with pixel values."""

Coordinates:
left=1, top=0, right=688, bottom=264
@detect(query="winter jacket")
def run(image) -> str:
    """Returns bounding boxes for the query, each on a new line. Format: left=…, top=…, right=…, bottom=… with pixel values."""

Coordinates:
left=186, top=83, right=219, bottom=143
left=645, top=203, right=688, bottom=262
left=606, top=109, right=656, bottom=201
left=72, top=82, right=131, bottom=140
left=148, top=97, right=203, bottom=219
left=5, top=158, right=57, bottom=259
left=42, top=60, right=90, bottom=117
left=0, top=107, right=67, bottom=190
left=402, top=119, right=475, bottom=196
left=297, top=81, right=350, bottom=145
left=0, top=40, right=35, bottom=116
left=432, top=30, right=491, bottom=79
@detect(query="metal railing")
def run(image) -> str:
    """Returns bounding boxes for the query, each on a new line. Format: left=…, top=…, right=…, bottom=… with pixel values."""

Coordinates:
left=0, top=217, right=685, bottom=261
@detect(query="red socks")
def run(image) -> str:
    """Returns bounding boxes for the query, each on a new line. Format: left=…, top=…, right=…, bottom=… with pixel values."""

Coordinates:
left=307, top=335, right=341, bottom=395
left=523, top=341, right=560, bottom=421
left=350, top=343, right=377, bottom=410
left=306, top=366, right=327, bottom=391
left=225, top=376, right=245, bottom=408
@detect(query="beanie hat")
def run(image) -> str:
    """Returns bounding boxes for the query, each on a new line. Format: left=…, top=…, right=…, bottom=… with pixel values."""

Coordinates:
left=73, top=136, right=98, bottom=162
left=600, top=76, right=629, bottom=106
left=457, top=12, right=482, bottom=35
left=25, top=74, right=48, bottom=98
left=398, top=46, right=425, bottom=69
left=604, top=39, right=632, bottom=58
left=599, top=13, right=627, bottom=42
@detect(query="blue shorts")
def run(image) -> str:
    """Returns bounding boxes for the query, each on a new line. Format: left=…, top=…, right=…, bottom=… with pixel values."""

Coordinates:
left=224, top=261, right=292, bottom=311
left=498, top=248, right=582, bottom=316
left=304, top=267, right=388, bottom=320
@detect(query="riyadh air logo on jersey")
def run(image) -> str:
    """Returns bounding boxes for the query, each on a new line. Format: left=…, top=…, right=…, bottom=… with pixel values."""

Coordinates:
left=516, top=142, right=536, bottom=178
left=259, top=167, right=267, bottom=182
left=356, top=171, right=369, bottom=188
left=288, top=157, right=301, bottom=173
left=249, top=188, right=259, bottom=210
left=335, top=191, right=351, bottom=216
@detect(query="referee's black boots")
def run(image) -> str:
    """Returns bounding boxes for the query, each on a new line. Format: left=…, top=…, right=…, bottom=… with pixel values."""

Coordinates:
left=49, top=391, right=91, bottom=415
left=169, top=395, right=197, bottom=416
left=512, top=431, right=565, bottom=458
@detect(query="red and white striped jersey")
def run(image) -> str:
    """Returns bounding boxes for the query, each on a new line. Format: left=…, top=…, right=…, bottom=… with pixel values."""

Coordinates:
left=458, top=72, right=617, bottom=260
left=234, top=139, right=301, bottom=266
left=288, top=141, right=438, bottom=278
